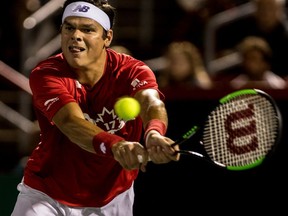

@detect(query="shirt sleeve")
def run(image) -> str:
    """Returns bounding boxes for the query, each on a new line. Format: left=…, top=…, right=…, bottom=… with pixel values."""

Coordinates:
left=29, top=65, right=76, bottom=122
left=125, top=60, right=165, bottom=100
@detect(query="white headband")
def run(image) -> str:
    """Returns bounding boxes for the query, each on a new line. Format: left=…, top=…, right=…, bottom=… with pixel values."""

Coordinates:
left=62, top=1, right=111, bottom=31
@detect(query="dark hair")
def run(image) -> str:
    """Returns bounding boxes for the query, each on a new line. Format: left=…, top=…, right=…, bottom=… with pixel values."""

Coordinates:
left=62, top=0, right=116, bottom=30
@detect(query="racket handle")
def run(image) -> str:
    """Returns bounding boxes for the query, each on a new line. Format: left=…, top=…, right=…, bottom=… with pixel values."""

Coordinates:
left=171, top=125, right=199, bottom=147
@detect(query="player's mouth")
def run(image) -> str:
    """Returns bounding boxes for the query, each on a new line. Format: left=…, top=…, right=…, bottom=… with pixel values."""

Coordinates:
left=69, top=45, right=85, bottom=53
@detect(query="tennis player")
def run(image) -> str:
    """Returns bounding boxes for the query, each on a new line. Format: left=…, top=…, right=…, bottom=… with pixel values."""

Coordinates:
left=11, top=0, right=179, bottom=215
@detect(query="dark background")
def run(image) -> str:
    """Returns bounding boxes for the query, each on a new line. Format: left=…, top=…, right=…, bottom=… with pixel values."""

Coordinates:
left=1, top=0, right=288, bottom=215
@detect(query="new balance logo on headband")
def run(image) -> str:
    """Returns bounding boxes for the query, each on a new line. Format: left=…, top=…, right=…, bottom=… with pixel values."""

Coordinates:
left=62, top=1, right=111, bottom=30
left=73, top=5, right=90, bottom=13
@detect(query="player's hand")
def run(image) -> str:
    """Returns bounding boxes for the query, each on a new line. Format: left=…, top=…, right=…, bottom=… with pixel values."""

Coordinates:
left=145, top=131, right=180, bottom=164
left=111, top=140, right=149, bottom=172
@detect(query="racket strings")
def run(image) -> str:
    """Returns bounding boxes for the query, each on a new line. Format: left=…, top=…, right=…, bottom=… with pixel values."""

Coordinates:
left=203, top=94, right=279, bottom=168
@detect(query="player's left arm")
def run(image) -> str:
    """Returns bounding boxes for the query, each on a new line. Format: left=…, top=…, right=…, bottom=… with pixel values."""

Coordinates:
left=134, top=89, right=179, bottom=163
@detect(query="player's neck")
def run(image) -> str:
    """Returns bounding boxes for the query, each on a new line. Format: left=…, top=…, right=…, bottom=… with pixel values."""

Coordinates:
left=76, top=64, right=106, bottom=88
left=74, top=51, right=107, bottom=87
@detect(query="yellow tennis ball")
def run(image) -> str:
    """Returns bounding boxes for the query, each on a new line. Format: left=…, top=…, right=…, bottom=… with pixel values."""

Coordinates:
left=114, top=97, right=141, bottom=121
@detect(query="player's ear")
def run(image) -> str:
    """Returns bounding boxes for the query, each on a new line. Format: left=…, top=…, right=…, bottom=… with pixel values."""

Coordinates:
left=104, top=29, right=113, bottom=47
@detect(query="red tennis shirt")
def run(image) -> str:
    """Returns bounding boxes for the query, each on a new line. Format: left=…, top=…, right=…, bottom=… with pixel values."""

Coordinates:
left=24, top=49, right=163, bottom=207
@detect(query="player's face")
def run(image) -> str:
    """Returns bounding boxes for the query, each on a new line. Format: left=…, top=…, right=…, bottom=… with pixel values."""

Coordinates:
left=61, top=16, right=112, bottom=69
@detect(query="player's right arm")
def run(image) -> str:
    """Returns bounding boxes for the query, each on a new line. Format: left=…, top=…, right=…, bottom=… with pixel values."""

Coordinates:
left=52, top=101, right=101, bottom=153
left=52, top=102, right=148, bottom=171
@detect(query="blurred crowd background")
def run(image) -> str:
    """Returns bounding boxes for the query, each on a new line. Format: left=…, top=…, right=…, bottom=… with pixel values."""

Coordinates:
left=1, top=0, right=288, bottom=215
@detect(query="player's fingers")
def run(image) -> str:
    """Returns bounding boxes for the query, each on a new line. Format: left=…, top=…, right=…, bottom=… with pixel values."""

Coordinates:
left=168, top=151, right=180, bottom=161
left=148, top=146, right=172, bottom=164
left=136, top=149, right=149, bottom=172
left=114, top=146, right=132, bottom=170
left=119, top=144, right=147, bottom=170
left=116, top=147, right=131, bottom=169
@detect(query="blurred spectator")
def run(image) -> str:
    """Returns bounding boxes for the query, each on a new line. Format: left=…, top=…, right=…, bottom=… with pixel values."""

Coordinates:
left=229, top=36, right=287, bottom=89
left=171, top=0, right=248, bottom=51
left=157, top=41, right=213, bottom=89
left=216, top=0, right=288, bottom=76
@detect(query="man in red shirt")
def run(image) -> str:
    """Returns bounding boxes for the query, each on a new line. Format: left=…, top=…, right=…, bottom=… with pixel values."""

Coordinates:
left=11, top=0, right=179, bottom=215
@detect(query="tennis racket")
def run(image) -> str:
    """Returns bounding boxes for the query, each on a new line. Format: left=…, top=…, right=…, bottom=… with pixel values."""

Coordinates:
left=139, top=88, right=282, bottom=171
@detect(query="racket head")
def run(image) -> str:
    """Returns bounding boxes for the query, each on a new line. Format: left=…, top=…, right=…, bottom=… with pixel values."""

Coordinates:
left=202, top=89, right=282, bottom=171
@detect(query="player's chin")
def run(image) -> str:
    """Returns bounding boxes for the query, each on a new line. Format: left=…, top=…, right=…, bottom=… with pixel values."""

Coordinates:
left=66, top=56, right=86, bottom=67
left=67, top=52, right=85, bottom=60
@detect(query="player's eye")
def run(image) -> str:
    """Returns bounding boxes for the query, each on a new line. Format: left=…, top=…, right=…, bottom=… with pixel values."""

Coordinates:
left=62, top=23, right=74, bottom=31
left=65, top=26, right=74, bottom=31
left=82, top=28, right=95, bottom=33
